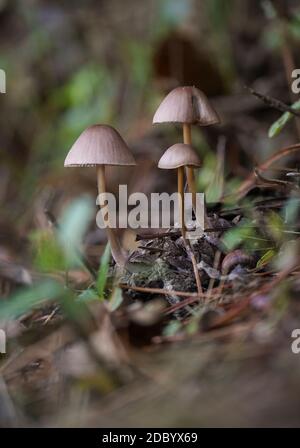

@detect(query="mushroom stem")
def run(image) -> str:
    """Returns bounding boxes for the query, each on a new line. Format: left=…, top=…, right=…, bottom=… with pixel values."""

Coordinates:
left=183, top=123, right=207, bottom=230
left=177, top=166, right=186, bottom=239
left=183, top=124, right=197, bottom=210
left=97, top=166, right=126, bottom=267
left=183, top=124, right=193, bottom=186
left=178, top=166, right=202, bottom=295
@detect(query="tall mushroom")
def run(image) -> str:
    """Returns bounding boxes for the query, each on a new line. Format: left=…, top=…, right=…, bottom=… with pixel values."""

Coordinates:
left=64, top=124, right=136, bottom=268
left=158, top=143, right=202, bottom=294
left=153, top=86, right=220, bottom=226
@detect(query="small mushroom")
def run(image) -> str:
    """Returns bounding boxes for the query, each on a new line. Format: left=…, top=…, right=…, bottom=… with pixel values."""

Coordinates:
left=221, top=250, right=254, bottom=274
left=158, top=143, right=201, bottom=239
left=153, top=86, right=220, bottom=225
left=64, top=124, right=136, bottom=267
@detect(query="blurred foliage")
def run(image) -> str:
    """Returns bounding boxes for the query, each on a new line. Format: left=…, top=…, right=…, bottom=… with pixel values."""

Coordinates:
left=262, top=1, right=300, bottom=51
left=221, top=208, right=285, bottom=254
left=162, top=319, right=182, bottom=337
left=203, top=0, right=236, bottom=86
left=58, top=196, right=94, bottom=267
left=2, top=195, right=108, bottom=327
left=31, top=229, right=66, bottom=272
left=284, top=196, right=300, bottom=225
left=196, top=144, right=242, bottom=202
left=0, top=0, right=262, bottom=214
left=31, top=196, right=94, bottom=272
left=0, top=280, right=63, bottom=319
left=221, top=221, right=259, bottom=252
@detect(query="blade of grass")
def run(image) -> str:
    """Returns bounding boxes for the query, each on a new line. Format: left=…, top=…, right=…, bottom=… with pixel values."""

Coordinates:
left=96, top=243, right=111, bottom=299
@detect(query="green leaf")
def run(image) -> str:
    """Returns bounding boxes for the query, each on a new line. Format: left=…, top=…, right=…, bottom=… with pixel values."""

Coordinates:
left=283, top=197, right=300, bottom=225
left=266, top=210, right=284, bottom=242
left=268, top=111, right=292, bottom=138
left=256, top=249, right=276, bottom=268
left=0, top=280, right=63, bottom=320
left=96, top=243, right=111, bottom=298
left=268, top=100, right=300, bottom=138
left=162, top=320, right=182, bottom=337
left=108, top=286, right=123, bottom=312
left=221, top=223, right=254, bottom=251
left=58, top=196, right=94, bottom=267
left=77, top=288, right=99, bottom=303
left=30, top=230, right=66, bottom=272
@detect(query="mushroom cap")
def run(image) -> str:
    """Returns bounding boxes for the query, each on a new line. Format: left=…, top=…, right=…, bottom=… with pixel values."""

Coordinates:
left=153, top=86, right=220, bottom=125
left=158, top=143, right=201, bottom=169
left=64, top=124, right=136, bottom=167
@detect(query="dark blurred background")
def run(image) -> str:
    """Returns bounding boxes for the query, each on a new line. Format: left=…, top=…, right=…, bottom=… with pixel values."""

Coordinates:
left=1, top=0, right=300, bottom=255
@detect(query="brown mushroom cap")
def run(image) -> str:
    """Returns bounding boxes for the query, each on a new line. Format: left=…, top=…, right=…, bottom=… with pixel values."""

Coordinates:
left=158, top=143, right=201, bottom=169
left=64, top=124, right=136, bottom=167
left=153, top=86, right=220, bottom=125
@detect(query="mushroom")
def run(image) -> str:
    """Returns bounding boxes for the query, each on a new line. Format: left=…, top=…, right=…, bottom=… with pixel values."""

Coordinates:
left=64, top=124, right=136, bottom=267
left=158, top=143, right=203, bottom=294
left=158, top=143, right=201, bottom=238
left=153, top=86, right=220, bottom=225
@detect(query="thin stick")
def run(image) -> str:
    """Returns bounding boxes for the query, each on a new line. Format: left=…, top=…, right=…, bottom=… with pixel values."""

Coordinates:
left=254, top=168, right=299, bottom=191
left=136, top=230, right=181, bottom=241
left=246, top=86, right=300, bottom=117
left=226, top=143, right=300, bottom=201
left=184, top=240, right=203, bottom=295
left=119, top=283, right=205, bottom=298
left=164, top=283, right=232, bottom=315
left=138, top=245, right=166, bottom=253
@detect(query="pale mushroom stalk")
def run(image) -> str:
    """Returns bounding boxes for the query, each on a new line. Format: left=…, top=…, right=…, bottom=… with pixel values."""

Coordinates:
left=183, top=122, right=206, bottom=229
left=177, top=166, right=185, bottom=239
left=177, top=165, right=202, bottom=295
left=64, top=124, right=136, bottom=268
left=182, top=123, right=196, bottom=210
left=97, top=166, right=126, bottom=267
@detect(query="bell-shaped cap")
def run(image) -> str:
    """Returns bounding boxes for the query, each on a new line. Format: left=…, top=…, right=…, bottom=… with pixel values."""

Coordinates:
left=158, top=143, right=201, bottom=169
left=64, top=124, right=136, bottom=167
left=153, top=86, right=220, bottom=125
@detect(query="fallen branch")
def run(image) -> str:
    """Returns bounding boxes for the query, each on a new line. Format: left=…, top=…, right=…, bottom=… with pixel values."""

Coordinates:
left=246, top=86, right=300, bottom=117
left=225, top=143, right=300, bottom=201
left=119, top=283, right=204, bottom=298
